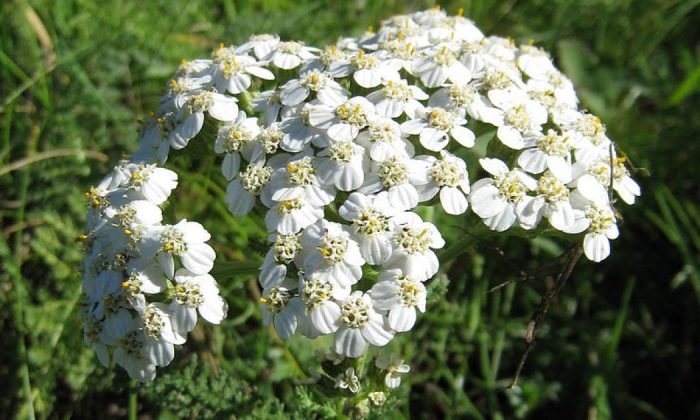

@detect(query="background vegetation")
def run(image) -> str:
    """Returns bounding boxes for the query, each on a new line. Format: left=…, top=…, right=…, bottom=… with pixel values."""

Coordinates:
left=1, top=0, right=699, bottom=418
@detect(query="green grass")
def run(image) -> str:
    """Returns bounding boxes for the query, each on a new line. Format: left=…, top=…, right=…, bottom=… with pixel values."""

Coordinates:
left=1, top=0, right=699, bottom=418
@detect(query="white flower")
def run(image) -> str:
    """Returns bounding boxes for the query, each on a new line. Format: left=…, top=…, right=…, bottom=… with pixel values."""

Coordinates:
left=259, top=233, right=303, bottom=289
left=428, top=82, right=502, bottom=125
left=210, top=46, right=275, bottom=94
left=259, top=284, right=305, bottom=339
left=263, top=155, right=335, bottom=207
left=412, top=44, right=471, bottom=87
left=564, top=203, right=619, bottom=262
left=368, top=391, right=387, bottom=406
left=168, top=269, right=227, bottom=336
left=359, top=155, right=429, bottom=211
left=517, top=129, right=576, bottom=183
left=279, top=70, right=347, bottom=107
left=335, top=367, right=361, bottom=393
left=469, top=158, right=537, bottom=232
left=300, top=220, right=365, bottom=291
left=572, top=153, right=641, bottom=205
left=385, top=212, right=444, bottom=281
left=488, top=88, right=548, bottom=150
left=143, top=219, right=216, bottom=277
left=518, top=172, right=575, bottom=231
left=300, top=274, right=343, bottom=332
left=343, top=49, right=402, bottom=88
left=367, top=79, right=427, bottom=119
left=252, top=89, right=283, bottom=126
left=333, top=291, right=394, bottom=358
left=339, top=192, right=396, bottom=265
left=401, top=107, right=475, bottom=151
left=375, top=354, right=410, bottom=388
left=315, top=141, right=366, bottom=191
left=225, top=162, right=272, bottom=216
left=279, top=105, right=329, bottom=152
left=236, top=34, right=280, bottom=60
left=370, top=269, right=426, bottom=332
left=355, top=117, right=414, bottom=162
left=138, top=302, right=185, bottom=367
left=113, top=329, right=157, bottom=382
left=171, top=90, right=239, bottom=148
left=123, top=163, right=178, bottom=205
left=416, top=150, right=470, bottom=215
left=264, top=41, right=318, bottom=70
left=215, top=111, right=262, bottom=180
left=264, top=197, right=324, bottom=235
left=307, top=96, right=375, bottom=142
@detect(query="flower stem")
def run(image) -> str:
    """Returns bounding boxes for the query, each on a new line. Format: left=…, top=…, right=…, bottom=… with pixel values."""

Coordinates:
left=128, top=379, right=138, bottom=420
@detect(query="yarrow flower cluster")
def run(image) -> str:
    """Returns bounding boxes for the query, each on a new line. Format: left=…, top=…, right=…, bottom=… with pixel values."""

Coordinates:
left=83, top=7, right=640, bottom=389
left=81, top=162, right=226, bottom=381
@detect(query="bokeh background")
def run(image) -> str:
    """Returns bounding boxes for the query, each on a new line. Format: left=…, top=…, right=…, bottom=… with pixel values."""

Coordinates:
left=1, top=0, right=699, bottom=418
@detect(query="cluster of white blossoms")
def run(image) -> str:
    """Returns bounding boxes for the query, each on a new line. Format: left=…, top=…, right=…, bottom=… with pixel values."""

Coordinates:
left=84, top=7, right=640, bottom=383
left=81, top=162, right=227, bottom=381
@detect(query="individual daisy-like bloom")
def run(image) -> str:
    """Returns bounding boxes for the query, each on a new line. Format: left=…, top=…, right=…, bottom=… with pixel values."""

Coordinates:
left=137, top=302, right=185, bottom=367
left=252, top=89, right=283, bottom=126
left=517, top=129, right=577, bottom=183
left=300, top=220, right=365, bottom=290
left=563, top=202, right=619, bottom=262
left=81, top=310, right=110, bottom=367
left=337, top=49, right=402, bottom=88
left=359, top=155, right=429, bottom=211
left=375, top=354, right=410, bottom=388
left=263, top=40, right=318, bottom=70
left=279, top=69, right=348, bottom=107
left=143, top=219, right=217, bottom=277
left=333, top=291, right=394, bottom=358
left=300, top=274, right=343, bottom=332
left=366, top=79, right=428, bottom=119
left=401, top=107, right=475, bottom=151
left=554, top=110, right=612, bottom=162
left=264, top=197, right=324, bottom=235
left=113, top=329, right=157, bottom=382
left=469, top=158, right=537, bottom=232
left=488, top=88, right=548, bottom=150
left=339, top=192, right=397, bottom=265
left=378, top=37, right=420, bottom=72
left=428, top=82, right=502, bottom=125
left=259, top=283, right=305, bottom=339
left=518, top=171, right=575, bottom=231
left=572, top=152, right=641, bottom=205
left=259, top=233, right=303, bottom=289
left=168, top=268, right=227, bottom=337
left=215, top=111, right=262, bottom=180
left=315, top=141, right=366, bottom=191
left=120, top=259, right=168, bottom=297
left=210, top=46, right=275, bottom=94
left=368, top=391, right=387, bottom=406
left=236, top=34, right=280, bottom=60
left=123, top=163, right=178, bottom=205
left=171, top=90, right=239, bottom=149
left=307, top=97, right=376, bottom=142
left=225, top=162, right=272, bottom=216
left=266, top=155, right=335, bottom=206
left=355, top=117, right=414, bottom=162
left=279, top=105, right=329, bottom=152
left=412, top=44, right=471, bottom=88
left=370, top=269, right=426, bottom=332
left=416, top=150, right=470, bottom=215
left=385, top=212, right=444, bottom=281
left=255, top=123, right=284, bottom=155
left=335, top=367, right=361, bottom=394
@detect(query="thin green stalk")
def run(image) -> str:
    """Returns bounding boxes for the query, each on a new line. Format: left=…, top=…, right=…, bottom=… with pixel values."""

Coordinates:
left=129, top=380, right=138, bottom=420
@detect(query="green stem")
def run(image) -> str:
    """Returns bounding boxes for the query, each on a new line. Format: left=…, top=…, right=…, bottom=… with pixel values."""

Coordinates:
left=128, top=380, right=138, bottom=420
